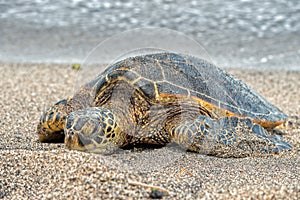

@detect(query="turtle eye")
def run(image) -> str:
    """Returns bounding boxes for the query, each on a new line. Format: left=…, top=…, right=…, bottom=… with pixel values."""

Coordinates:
left=68, top=130, right=75, bottom=136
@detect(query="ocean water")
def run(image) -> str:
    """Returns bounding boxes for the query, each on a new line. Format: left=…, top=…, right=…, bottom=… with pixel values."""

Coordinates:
left=0, top=0, right=300, bottom=70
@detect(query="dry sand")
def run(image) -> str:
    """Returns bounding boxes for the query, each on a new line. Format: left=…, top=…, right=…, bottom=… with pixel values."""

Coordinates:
left=0, top=63, right=299, bottom=199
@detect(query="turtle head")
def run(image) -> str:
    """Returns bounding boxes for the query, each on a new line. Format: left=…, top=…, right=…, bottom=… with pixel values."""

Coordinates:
left=64, top=107, right=124, bottom=154
left=37, top=98, right=71, bottom=143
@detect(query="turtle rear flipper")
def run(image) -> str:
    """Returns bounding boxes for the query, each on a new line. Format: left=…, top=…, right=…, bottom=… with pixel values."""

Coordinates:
left=170, top=116, right=292, bottom=158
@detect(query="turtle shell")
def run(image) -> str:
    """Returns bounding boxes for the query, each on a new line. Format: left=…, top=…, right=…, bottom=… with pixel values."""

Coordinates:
left=82, top=53, right=287, bottom=128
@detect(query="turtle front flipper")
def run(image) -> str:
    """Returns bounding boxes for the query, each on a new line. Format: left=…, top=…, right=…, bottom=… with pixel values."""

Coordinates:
left=64, top=107, right=126, bottom=154
left=170, top=116, right=292, bottom=158
left=37, top=99, right=70, bottom=143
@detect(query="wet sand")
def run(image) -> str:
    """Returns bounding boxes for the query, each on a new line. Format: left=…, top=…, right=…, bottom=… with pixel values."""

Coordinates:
left=0, top=63, right=299, bottom=199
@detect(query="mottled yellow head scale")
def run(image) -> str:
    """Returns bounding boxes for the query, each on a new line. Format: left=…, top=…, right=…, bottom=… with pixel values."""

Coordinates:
left=64, top=107, right=123, bottom=154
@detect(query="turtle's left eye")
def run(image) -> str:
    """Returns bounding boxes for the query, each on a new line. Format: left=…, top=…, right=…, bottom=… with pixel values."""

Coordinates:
left=69, top=130, right=75, bottom=136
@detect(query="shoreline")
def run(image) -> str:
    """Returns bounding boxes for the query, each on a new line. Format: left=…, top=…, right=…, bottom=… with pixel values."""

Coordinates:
left=0, top=63, right=299, bottom=199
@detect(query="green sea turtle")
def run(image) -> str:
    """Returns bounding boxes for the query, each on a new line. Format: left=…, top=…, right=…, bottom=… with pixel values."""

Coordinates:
left=37, top=53, right=291, bottom=157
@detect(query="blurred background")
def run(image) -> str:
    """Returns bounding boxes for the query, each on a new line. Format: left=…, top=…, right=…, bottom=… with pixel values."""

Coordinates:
left=0, top=0, right=300, bottom=70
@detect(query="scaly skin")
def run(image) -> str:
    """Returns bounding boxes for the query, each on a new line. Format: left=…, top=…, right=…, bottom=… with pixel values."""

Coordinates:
left=170, top=116, right=292, bottom=158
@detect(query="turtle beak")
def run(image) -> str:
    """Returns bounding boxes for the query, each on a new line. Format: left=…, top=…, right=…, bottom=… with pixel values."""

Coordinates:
left=64, top=130, right=77, bottom=149
left=64, top=130, right=94, bottom=151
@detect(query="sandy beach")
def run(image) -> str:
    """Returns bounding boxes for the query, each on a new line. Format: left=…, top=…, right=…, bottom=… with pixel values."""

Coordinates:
left=0, top=63, right=299, bottom=199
